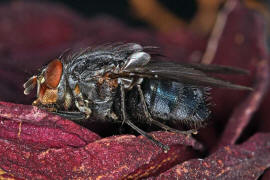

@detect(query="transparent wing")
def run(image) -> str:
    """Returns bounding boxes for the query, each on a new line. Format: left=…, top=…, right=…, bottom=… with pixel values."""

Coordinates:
left=173, top=62, right=249, bottom=74
left=120, top=61, right=252, bottom=90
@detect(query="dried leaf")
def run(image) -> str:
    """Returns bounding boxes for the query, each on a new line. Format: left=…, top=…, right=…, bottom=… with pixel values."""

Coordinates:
left=153, top=133, right=270, bottom=180
left=0, top=102, right=202, bottom=179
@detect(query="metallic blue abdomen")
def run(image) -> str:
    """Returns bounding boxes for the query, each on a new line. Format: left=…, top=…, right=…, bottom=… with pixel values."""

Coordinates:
left=142, top=79, right=210, bottom=128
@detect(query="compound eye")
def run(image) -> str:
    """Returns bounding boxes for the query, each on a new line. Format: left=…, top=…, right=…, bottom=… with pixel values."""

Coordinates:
left=45, top=59, right=63, bottom=89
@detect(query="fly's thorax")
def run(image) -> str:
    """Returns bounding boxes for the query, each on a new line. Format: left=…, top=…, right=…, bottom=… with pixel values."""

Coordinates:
left=79, top=78, right=118, bottom=121
left=77, top=76, right=117, bottom=104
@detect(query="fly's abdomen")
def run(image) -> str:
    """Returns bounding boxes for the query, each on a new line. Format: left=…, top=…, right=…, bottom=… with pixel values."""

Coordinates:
left=142, top=79, right=211, bottom=128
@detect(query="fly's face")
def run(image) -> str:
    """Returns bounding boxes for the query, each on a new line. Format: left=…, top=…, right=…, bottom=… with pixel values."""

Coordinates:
left=23, top=59, right=64, bottom=108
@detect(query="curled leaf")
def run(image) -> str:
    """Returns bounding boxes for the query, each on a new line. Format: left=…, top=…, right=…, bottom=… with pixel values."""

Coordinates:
left=153, top=133, right=270, bottom=180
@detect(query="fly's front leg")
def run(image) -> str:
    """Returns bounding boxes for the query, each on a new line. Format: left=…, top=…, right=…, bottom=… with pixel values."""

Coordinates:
left=120, top=83, right=169, bottom=152
left=137, top=84, right=198, bottom=135
left=72, top=84, right=92, bottom=119
left=53, top=111, right=86, bottom=120
left=120, top=83, right=127, bottom=125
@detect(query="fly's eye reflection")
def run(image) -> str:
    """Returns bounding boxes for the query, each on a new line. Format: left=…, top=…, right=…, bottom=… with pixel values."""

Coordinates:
left=23, top=43, right=252, bottom=152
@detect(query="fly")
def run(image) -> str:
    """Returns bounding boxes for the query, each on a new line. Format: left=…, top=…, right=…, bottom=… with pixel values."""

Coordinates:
left=23, top=43, right=252, bottom=152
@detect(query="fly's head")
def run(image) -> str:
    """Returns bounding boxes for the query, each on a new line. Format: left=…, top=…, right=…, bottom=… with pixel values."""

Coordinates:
left=23, top=59, right=69, bottom=110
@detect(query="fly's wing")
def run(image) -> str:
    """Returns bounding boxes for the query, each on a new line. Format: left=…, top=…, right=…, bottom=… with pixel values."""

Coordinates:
left=173, top=62, right=249, bottom=74
left=122, top=61, right=253, bottom=91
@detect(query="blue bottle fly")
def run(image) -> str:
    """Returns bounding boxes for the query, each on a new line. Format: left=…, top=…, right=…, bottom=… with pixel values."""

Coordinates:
left=23, top=43, right=252, bottom=151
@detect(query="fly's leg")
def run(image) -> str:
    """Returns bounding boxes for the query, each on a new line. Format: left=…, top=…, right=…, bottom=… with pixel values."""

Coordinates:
left=72, top=84, right=92, bottom=119
left=75, top=99, right=91, bottom=119
left=125, top=119, right=170, bottom=152
left=120, top=83, right=169, bottom=152
left=53, top=111, right=86, bottom=120
left=137, top=84, right=198, bottom=135
left=120, top=83, right=127, bottom=125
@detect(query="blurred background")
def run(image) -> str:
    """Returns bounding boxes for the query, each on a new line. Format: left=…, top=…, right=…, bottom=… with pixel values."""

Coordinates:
left=25, top=0, right=270, bottom=34
left=0, top=0, right=198, bottom=29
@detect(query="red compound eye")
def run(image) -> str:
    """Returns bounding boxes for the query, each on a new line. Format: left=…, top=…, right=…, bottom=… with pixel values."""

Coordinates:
left=45, top=59, right=63, bottom=89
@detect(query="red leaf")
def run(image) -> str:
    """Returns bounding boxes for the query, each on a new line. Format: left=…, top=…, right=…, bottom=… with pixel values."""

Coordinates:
left=153, top=133, right=270, bottom=180
left=0, top=102, right=202, bottom=179
left=0, top=101, right=100, bottom=149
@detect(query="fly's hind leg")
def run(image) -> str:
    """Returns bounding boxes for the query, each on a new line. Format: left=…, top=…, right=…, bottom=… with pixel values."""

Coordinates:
left=137, top=84, right=198, bottom=135
left=125, top=119, right=170, bottom=152
left=120, top=83, right=169, bottom=152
